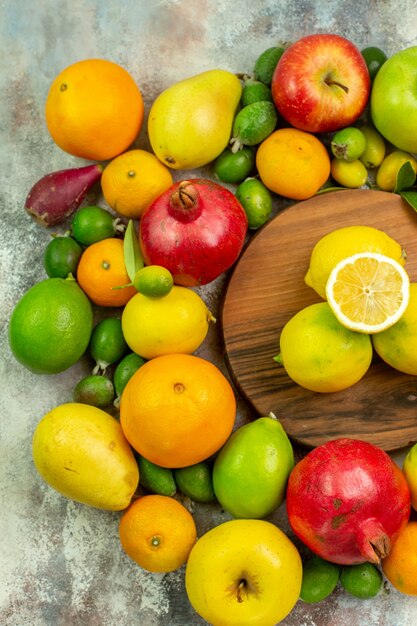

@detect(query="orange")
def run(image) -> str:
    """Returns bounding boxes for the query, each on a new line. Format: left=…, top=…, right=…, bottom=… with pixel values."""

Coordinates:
left=101, top=149, right=173, bottom=218
left=256, top=128, right=331, bottom=200
left=120, top=353, right=236, bottom=468
left=382, top=521, right=417, bottom=595
left=45, top=59, right=144, bottom=161
left=77, top=238, right=136, bottom=307
left=119, top=494, right=197, bottom=573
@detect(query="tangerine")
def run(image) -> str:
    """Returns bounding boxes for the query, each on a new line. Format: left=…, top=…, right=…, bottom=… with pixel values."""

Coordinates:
left=382, top=521, right=417, bottom=595
left=45, top=59, right=144, bottom=161
left=119, top=494, right=197, bottom=573
left=77, top=238, right=136, bottom=307
left=256, top=127, right=330, bottom=200
left=120, top=354, right=236, bottom=468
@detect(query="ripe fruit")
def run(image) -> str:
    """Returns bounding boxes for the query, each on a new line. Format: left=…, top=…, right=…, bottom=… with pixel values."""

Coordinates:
left=212, top=415, right=294, bottom=518
left=235, top=177, right=272, bottom=230
left=213, top=147, right=255, bottom=184
left=382, top=521, right=417, bottom=595
left=8, top=277, right=93, bottom=374
left=101, top=149, right=174, bottom=219
left=120, top=353, right=236, bottom=468
left=121, top=286, right=214, bottom=359
left=402, top=441, right=417, bottom=509
left=32, top=403, right=139, bottom=510
left=174, top=462, right=216, bottom=503
left=241, top=79, right=273, bottom=106
left=76, top=237, right=137, bottom=307
left=113, top=352, right=147, bottom=407
left=230, top=101, right=278, bottom=152
left=253, top=46, right=285, bottom=86
left=185, top=519, right=302, bottom=626
left=43, top=235, right=82, bottom=279
left=139, top=179, right=248, bottom=286
left=89, top=317, right=129, bottom=373
left=286, top=438, right=411, bottom=565
left=304, top=225, right=406, bottom=299
left=300, top=556, right=340, bottom=604
left=326, top=252, right=410, bottom=334
left=119, top=494, right=197, bottom=573
left=359, top=125, right=386, bottom=168
left=71, top=205, right=121, bottom=246
left=256, top=128, right=330, bottom=200
left=275, top=302, right=373, bottom=393
left=272, top=34, right=370, bottom=133
left=148, top=69, right=242, bottom=169
left=73, top=375, right=115, bottom=408
left=331, top=127, right=366, bottom=161
left=137, top=456, right=176, bottom=497
left=331, top=158, right=368, bottom=188
left=376, top=150, right=417, bottom=192
left=371, top=45, right=417, bottom=153
left=133, top=265, right=174, bottom=298
left=361, top=46, right=388, bottom=81
left=340, top=562, right=383, bottom=598
left=45, top=59, right=144, bottom=161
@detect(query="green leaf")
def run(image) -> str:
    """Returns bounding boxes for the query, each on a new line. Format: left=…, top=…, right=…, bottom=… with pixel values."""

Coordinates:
left=123, top=220, right=144, bottom=282
left=399, top=190, right=417, bottom=212
left=394, top=161, right=416, bottom=193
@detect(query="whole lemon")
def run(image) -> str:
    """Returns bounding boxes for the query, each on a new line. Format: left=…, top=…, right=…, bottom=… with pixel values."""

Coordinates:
left=121, top=285, right=215, bottom=359
left=305, top=225, right=406, bottom=299
left=275, top=302, right=373, bottom=393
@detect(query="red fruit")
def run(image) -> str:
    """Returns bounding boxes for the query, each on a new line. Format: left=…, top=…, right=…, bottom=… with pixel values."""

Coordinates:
left=139, top=179, right=248, bottom=286
left=286, top=438, right=410, bottom=565
left=25, top=163, right=103, bottom=227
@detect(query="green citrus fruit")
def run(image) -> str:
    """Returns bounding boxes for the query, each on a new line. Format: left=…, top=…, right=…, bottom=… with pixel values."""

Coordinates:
left=361, top=46, right=388, bottom=81
left=253, top=46, right=285, bottom=85
left=331, top=127, right=366, bottom=162
left=235, top=177, right=272, bottom=229
left=43, top=236, right=83, bottom=279
left=137, top=455, right=177, bottom=496
left=133, top=265, right=174, bottom=297
left=300, top=556, right=340, bottom=603
left=8, top=277, right=93, bottom=374
left=174, top=461, right=216, bottom=503
left=73, top=374, right=115, bottom=407
left=71, top=205, right=119, bottom=246
left=230, top=101, right=278, bottom=151
left=113, top=352, right=147, bottom=403
left=340, top=562, right=383, bottom=598
left=89, top=317, right=129, bottom=372
left=213, top=147, right=255, bottom=184
left=241, top=79, right=273, bottom=106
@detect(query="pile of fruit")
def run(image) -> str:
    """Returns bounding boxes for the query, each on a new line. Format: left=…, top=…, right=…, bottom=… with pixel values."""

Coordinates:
left=8, top=32, right=417, bottom=626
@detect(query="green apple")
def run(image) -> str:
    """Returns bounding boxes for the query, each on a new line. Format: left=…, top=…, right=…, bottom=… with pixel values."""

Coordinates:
left=212, top=415, right=294, bottom=518
left=371, top=46, right=417, bottom=153
left=185, top=518, right=302, bottom=626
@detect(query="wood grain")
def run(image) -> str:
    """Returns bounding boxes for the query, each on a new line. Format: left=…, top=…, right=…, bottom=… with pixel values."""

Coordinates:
left=221, top=189, right=417, bottom=451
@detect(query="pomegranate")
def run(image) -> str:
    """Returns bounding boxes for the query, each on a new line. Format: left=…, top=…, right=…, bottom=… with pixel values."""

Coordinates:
left=286, top=438, right=410, bottom=565
left=139, top=179, right=248, bottom=286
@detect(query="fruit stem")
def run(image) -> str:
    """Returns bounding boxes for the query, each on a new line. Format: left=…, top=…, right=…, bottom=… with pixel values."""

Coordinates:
left=169, top=181, right=202, bottom=223
left=356, top=518, right=391, bottom=564
left=325, top=78, right=349, bottom=94
left=273, top=353, right=283, bottom=365
left=236, top=579, right=246, bottom=603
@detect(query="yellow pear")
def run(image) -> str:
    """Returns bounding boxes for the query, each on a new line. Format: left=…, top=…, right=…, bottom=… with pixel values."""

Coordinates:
left=32, top=403, right=139, bottom=510
left=148, top=69, right=242, bottom=170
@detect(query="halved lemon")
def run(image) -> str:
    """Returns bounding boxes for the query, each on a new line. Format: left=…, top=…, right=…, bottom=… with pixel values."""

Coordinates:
left=326, top=252, right=410, bottom=334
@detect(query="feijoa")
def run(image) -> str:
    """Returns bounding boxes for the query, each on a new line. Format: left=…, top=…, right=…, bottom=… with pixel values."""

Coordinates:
left=230, top=101, right=278, bottom=152
left=253, top=46, right=285, bottom=85
left=73, top=374, right=115, bottom=408
left=235, top=177, right=273, bottom=229
left=241, top=79, right=273, bottom=107
left=89, top=317, right=129, bottom=373
left=137, top=455, right=177, bottom=496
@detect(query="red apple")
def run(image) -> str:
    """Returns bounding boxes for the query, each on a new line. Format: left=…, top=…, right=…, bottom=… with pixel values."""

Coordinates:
left=272, top=34, right=370, bottom=133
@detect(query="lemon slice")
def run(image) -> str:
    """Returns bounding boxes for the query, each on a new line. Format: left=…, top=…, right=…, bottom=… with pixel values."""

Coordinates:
left=325, top=252, right=410, bottom=334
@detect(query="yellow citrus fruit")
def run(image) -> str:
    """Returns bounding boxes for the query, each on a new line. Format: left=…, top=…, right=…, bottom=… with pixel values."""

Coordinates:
left=255, top=128, right=330, bottom=200
left=305, top=225, right=406, bottom=299
left=119, top=494, right=197, bottom=573
left=101, top=149, right=173, bottom=219
left=45, top=59, right=144, bottom=161
left=403, top=442, right=417, bottom=510
left=77, top=238, right=136, bottom=307
left=120, top=353, right=236, bottom=468
left=121, top=285, right=214, bottom=359
left=326, top=252, right=410, bottom=334
left=372, top=283, right=417, bottom=374
left=276, top=302, right=373, bottom=393
left=382, top=521, right=417, bottom=595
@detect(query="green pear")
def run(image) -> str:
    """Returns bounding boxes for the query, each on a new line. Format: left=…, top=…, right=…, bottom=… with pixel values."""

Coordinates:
left=212, top=415, right=294, bottom=519
left=148, top=69, right=242, bottom=170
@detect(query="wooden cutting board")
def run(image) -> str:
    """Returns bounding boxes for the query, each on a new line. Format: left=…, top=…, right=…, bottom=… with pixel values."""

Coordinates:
left=221, top=189, right=417, bottom=452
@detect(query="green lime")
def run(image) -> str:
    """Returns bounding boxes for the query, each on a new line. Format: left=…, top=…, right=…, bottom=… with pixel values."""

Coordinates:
left=241, top=79, right=273, bottom=107
left=73, top=374, right=115, bottom=407
left=230, top=101, right=278, bottom=152
left=361, top=46, right=388, bottom=81
left=235, top=177, right=272, bottom=229
left=133, top=265, right=174, bottom=297
left=113, top=352, right=147, bottom=406
left=43, top=236, right=83, bottom=279
left=331, top=127, right=366, bottom=162
left=8, top=277, right=93, bottom=374
left=71, top=205, right=120, bottom=246
left=253, top=46, right=285, bottom=86
left=174, top=461, right=216, bottom=503
left=213, top=147, right=256, bottom=184
left=137, top=455, right=177, bottom=496
left=340, top=562, right=383, bottom=599
left=89, top=317, right=129, bottom=373
left=300, top=556, right=340, bottom=603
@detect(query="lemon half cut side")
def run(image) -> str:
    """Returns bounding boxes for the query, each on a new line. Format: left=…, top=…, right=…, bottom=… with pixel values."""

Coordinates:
left=325, top=252, right=410, bottom=334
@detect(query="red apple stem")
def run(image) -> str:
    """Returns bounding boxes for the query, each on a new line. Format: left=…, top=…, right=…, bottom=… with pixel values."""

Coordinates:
left=325, top=79, right=349, bottom=94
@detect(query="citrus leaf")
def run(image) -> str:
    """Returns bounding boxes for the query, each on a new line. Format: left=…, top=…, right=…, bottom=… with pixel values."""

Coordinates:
left=399, top=190, right=417, bottom=212
left=394, top=161, right=416, bottom=193
left=123, top=220, right=144, bottom=282
left=316, top=186, right=348, bottom=195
